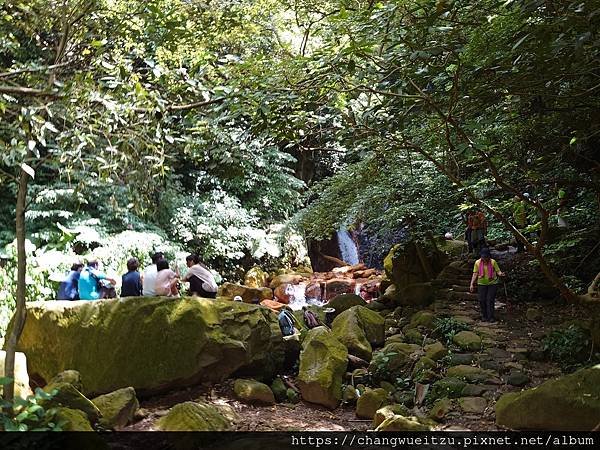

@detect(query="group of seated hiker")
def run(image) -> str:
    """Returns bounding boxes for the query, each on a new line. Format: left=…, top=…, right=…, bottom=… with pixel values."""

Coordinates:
left=56, top=251, right=218, bottom=301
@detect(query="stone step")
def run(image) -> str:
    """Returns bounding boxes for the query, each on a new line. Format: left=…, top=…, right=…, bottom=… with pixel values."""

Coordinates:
left=448, top=291, right=479, bottom=301
left=450, top=285, right=471, bottom=292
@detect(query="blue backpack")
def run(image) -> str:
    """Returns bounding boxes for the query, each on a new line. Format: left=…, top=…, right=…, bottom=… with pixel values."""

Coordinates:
left=278, top=310, right=295, bottom=336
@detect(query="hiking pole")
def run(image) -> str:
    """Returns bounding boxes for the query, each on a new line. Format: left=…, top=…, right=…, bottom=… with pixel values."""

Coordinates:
left=502, top=278, right=513, bottom=315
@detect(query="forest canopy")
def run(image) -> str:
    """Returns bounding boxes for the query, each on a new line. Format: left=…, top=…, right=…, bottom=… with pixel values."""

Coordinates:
left=0, top=0, right=599, bottom=320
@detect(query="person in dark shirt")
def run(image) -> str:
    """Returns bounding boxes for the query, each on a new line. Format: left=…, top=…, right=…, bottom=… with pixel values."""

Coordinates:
left=121, top=257, right=143, bottom=297
left=57, top=263, right=84, bottom=300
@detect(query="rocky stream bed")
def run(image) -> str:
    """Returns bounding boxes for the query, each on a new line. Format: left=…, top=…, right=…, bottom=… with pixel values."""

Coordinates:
left=5, top=242, right=600, bottom=432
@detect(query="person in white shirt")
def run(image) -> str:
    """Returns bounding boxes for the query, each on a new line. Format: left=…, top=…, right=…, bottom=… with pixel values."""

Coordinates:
left=142, top=252, right=163, bottom=296
left=182, top=254, right=218, bottom=298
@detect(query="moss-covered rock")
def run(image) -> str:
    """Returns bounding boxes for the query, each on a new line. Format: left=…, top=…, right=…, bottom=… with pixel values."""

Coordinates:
left=342, top=385, right=358, bottom=404
left=326, top=294, right=366, bottom=316
left=92, top=387, right=139, bottom=429
left=372, top=404, right=410, bottom=428
left=244, top=267, right=268, bottom=288
left=495, top=365, right=600, bottom=430
left=218, top=282, right=273, bottom=303
left=430, top=397, right=453, bottom=421
left=424, top=342, right=447, bottom=361
left=271, top=377, right=287, bottom=403
left=410, top=311, right=436, bottom=329
left=375, top=414, right=432, bottom=431
left=430, top=377, right=468, bottom=400
left=412, top=357, right=437, bottom=381
left=48, top=370, right=83, bottom=392
left=369, top=344, right=412, bottom=381
left=233, top=379, right=275, bottom=405
left=155, top=401, right=234, bottom=431
left=452, top=331, right=482, bottom=351
left=506, top=371, right=530, bottom=387
left=458, top=396, right=487, bottom=413
left=404, top=328, right=423, bottom=344
left=446, top=365, right=497, bottom=383
left=356, top=388, right=389, bottom=419
left=43, top=381, right=101, bottom=423
left=297, top=327, right=348, bottom=409
left=12, top=298, right=285, bottom=396
left=332, top=306, right=384, bottom=361
left=286, top=388, right=300, bottom=404
left=54, top=407, right=94, bottom=431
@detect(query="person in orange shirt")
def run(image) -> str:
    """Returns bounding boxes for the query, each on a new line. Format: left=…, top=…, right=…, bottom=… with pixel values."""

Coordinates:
left=469, top=209, right=487, bottom=255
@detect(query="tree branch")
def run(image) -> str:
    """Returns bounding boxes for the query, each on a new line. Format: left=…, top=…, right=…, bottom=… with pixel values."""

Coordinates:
left=133, top=96, right=228, bottom=113
left=0, top=61, right=72, bottom=79
left=0, top=85, right=59, bottom=97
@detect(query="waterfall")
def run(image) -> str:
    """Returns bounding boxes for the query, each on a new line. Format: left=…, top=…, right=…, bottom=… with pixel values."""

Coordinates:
left=286, top=283, right=324, bottom=311
left=337, top=228, right=359, bottom=265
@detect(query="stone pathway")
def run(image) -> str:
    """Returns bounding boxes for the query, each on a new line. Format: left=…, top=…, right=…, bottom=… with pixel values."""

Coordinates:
left=428, top=249, right=566, bottom=429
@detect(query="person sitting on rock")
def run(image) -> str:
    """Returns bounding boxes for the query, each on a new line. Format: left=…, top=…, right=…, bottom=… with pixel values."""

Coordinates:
left=142, top=251, right=163, bottom=297
left=469, top=247, right=505, bottom=323
left=57, top=262, right=84, bottom=300
left=121, top=257, right=143, bottom=297
left=154, top=258, right=179, bottom=297
left=182, top=254, right=218, bottom=299
left=78, top=259, right=117, bottom=301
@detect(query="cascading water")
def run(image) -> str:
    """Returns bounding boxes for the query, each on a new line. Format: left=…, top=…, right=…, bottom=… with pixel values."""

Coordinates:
left=337, top=228, right=359, bottom=265
left=286, top=283, right=324, bottom=311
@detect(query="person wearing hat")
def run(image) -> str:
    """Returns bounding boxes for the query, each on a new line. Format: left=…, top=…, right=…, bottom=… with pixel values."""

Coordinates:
left=470, top=248, right=505, bottom=323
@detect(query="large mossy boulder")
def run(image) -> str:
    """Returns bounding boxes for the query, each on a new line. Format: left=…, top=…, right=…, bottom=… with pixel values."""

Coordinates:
left=11, top=298, right=284, bottom=396
left=218, top=282, right=273, bottom=303
left=383, top=241, right=448, bottom=289
left=297, top=327, right=348, bottom=409
left=326, top=294, right=366, bottom=316
left=355, top=388, right=389, bottom=419
left=495, top=365, right=600, bottom=431
left=155, top=401, right=234, bottom=431
left=332, top=306, right=384, bottom=361
left=92, top=387, right=139, bottom=429
left=233, top=379, right=275, bottom=405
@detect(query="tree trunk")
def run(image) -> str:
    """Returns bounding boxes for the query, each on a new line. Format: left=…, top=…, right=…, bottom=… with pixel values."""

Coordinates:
left=533, top=248, right=579, bottom=303
left=3, top=166, right=30, bottom=407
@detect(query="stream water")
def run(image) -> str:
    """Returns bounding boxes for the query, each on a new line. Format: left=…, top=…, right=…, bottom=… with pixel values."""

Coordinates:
left=286, top=283, right=324, bottom=310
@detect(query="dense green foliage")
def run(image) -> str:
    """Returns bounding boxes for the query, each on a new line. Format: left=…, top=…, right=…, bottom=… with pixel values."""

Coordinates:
left=542, top=324, right=597, bottom=372
left=0, top=0, right=599, bottom=329
left=0, top=378, right=62, bottom=431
